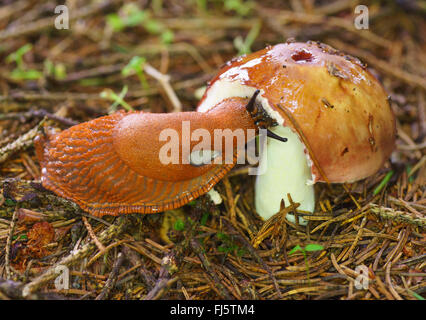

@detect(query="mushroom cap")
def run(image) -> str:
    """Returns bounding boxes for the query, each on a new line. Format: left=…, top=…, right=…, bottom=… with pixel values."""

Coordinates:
left=197, top=42, right=396, bottom=183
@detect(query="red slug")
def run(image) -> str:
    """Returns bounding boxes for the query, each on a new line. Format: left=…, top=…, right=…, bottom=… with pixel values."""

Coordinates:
left=35, top=94, right=279, bottom=217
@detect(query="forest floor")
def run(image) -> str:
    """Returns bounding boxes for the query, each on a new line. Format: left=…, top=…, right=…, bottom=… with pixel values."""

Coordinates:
left=0, top=0, right=424, bottom=300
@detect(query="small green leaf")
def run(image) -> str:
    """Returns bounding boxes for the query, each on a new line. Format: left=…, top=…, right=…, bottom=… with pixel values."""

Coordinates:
left=406, top=165, right=414, bottom=183
left=106, top=14, right=125, bottom=32
left=304, top=244, right=324, bottom=252
left=54, top=63, right=67, bottom=80
left=144, top=19, right=163, bottom=34
left=218, top=245, right=231, bottom=253
left=200, top=212, right=209, bottom=226
left=122, top=56, right=146, bottom=76
left=127, top=10, right=148, bottom=26
left=289, top=245, right=302, bottom=255
left=6, top=44, right=33, bottom=65
left=373, top=170, right=394, bottom=195
left=19, top=234, right=28, bottom=241
left=173, top=219, right=185, bottom=231
left=161, top=29, right=174, bottom=44
left=13, top=233, right=28, bottom=241
left=187, top=200, right=197, bottom=207
left=100, top=86, right=133, bottom=112
left=4, top=199, right=16, bottom=206
left=409, top=290, right=425, bottom=300
left=216, top=232, right=229, bottom=241
left=234, top=19, right=261, bottom=55
left=10, top=68, right=42, bottom=80
left=223, top=0, right=252, bottom=16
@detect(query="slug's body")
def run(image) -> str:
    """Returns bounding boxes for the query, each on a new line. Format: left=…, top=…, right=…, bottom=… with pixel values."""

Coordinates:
left=35, top=97, right=266, bottom=217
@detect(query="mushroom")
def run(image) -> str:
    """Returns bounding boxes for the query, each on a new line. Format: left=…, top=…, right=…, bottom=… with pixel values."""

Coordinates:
left=197, top=41, right=396, bottom=224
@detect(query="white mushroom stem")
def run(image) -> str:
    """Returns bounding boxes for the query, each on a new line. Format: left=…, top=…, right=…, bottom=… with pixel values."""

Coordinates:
left=207, top=188, right=223, bottom=205
left=255, top=126, right=315, bottom=225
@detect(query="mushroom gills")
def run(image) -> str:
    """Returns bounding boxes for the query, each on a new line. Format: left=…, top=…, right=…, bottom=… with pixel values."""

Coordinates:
left=255, top=126, right=314, bottom=225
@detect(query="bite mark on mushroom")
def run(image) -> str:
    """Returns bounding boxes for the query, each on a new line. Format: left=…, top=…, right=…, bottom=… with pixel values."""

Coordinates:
left=291, top=49, right=314, bottom=63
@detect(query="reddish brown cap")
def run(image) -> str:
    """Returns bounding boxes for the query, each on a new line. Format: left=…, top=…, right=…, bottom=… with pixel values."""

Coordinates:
left=197, top=42, right=396, bottom=183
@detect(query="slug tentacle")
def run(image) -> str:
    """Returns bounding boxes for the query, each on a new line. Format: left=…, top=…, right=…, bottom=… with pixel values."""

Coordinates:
left=244, top=89, right=278, bottom=129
